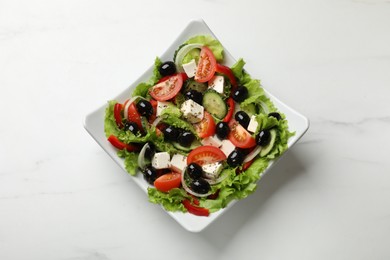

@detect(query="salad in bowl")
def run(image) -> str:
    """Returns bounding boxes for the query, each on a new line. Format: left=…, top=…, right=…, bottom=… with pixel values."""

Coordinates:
left=104, top=35, right=294, bottom=217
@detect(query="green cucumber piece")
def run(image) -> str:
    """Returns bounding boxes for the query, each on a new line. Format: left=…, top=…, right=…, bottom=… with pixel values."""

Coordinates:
left=184, top=79, right=208, bottom=93
left=172, top=140, right=201, bottom=152
left=260, top=129, right=277, bottom=157
left=202, top=91, right=227, bottom=119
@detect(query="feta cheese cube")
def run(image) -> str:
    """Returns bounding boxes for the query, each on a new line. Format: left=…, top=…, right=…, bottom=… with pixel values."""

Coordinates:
left=170, top=154, right=187, bottom=173
left=202, top=162, right=223, bottom=179
left=208, top=75, right=224, bottom=94
left=247, top=115, right=259, bottom=133
left=152, top=152, right=171, bottom=169
left=220, top=139, right=236, bottom=157
left=182, top=59, right=197, bottom=78
left=180, top=99, right=204, bottom=123
left=156, top=101, right=170, bottom=117
left=201, top=135, right=222, bottom=147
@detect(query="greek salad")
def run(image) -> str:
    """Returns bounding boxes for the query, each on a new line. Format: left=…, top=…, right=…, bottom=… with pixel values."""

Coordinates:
left=104, top=35, right=293, bottom=216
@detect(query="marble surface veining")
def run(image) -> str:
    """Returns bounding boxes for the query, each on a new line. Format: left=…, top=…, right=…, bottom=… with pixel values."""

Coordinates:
left=1, top=0, right=390, bottom=259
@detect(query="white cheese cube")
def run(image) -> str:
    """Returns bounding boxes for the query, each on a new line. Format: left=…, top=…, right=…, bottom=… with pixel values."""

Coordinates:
left=156, top=101, right=170, bottom=117
left=220, top=139, right=236, bottom=157
left=247, top=115, right=259, bottom=133
left=201, top=135, right=222, bottom=147
left=202, top=162, right=223, bottom=179
left=208, top=75, right=224, bottom=94
left=170, top=154, right=187, bottom=173
left=182, top=59, right=197, bottom=78
left=180, top=99, right=204, bottom=123
left=152, top=152, right=171, bottom=169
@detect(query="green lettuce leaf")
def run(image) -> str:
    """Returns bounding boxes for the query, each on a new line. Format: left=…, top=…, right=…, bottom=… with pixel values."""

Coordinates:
left=117, top=150, right=139, bottom=176
left=132, top=57, right=162, bottom=98
left=104, top=100, right=121, bottom=138
left=148, top=188, right=190, bottom=212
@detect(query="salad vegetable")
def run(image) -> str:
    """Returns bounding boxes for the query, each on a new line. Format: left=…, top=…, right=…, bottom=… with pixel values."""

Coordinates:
left=104, top=35, right=294, bottom=216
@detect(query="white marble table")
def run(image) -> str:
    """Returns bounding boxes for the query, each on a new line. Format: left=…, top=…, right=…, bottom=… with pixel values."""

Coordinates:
left=1, top=1, right=390, bottom=259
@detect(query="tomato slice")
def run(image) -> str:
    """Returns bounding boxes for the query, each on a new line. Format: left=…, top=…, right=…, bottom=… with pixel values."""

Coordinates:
left=154, top=172, right=181, bottom=193
left=216, top=64, right=237, bottom=88
left=222, top=98, right=235, bottom=123
left=150, top=74, right=183, bottom=101
left=187, top=146, right=226, bottom=166
left=182, top=199, right=210, bottom=217
left=228, top=119, right=257, bottom=149
left=194, top=46, right=217, bottom=83
left=194, top=111, right=216, bottom=138
left=124, top=100, right=143, bottom=130
left=148, top=99, right=158, bottom=124
left=114, top=103, right=123, bottom=128
left=107, top=135, right=139, bottom=152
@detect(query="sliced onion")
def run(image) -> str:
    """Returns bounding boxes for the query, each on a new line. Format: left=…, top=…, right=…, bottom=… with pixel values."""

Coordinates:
left=203, top=169, right=230, bottom=185
left=174, top=43, right=204, bottom=72
left=151, top=116, right=164, bottom=127
left=259, top=100, right=269, bottom=114
left=123, top=96, right=144, bottom=120
left=138, top=143, right=151, bottom=170
left=243, top=145, right=262, bottom=163
left=181, top=167, right=213, bottom=198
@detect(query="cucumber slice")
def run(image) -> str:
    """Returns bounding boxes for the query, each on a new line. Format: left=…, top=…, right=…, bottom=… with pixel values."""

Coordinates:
left=184, top=79, right=208, bottom=93
left=172, top=140, right=201, bottom=152
left=202, top=91, right=228, bottom=119
left=260, top=129, right=277, bottom=157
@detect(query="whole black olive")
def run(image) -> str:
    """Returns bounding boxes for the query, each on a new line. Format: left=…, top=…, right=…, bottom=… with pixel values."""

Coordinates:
left=136, top=100, right=153, bottom=118
left=268, top=112, right=282, bottom=121
left=144, top=142, right=155, bottom=161
left=163, top=125, right=179, bottom=141
left=178, top=131, right=195, bottom=147
left=227, top=149, right=245, bottom=167
left=216, top=122, right=230, bottom=139
left=184, top=90, right=203, bottom=105
left=158, top=61, right=176, bottom=77
left=124, top=121, right=140, bottom=135
left=256, top=129, right=271, bottom=147
left=187, top=163, right=203, bottom=179
left=143, top=166, right=158, bottom=185
left=232, top=86, right=248, bottom=102
left=235, top=111, right=250, bottom=129
left=190, top=178, right=211, bottom=194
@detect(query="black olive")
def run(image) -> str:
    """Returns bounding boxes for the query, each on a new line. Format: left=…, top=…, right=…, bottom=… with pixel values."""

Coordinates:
left=124, top=121, right=140, bottom=135
left=163, top=125, right=179, bottom=141
left=143, top=166, right=158, bottom=185
left=136, top=100, right=153, bottom=118
left=268, top=112, right=282, bottom=121
left=144, top=142, right=155, bottom=161
left=227, top=149, right=245, bottom=167
left=184, top=90, right=203, bottom=105
left=187, top=163, right=203, bottom=179
left=232, top=86, right=248, bottom=103
left=178, top=131, right=195, bottom=147
left=158, top=61, right=176, bottom=77
left=216, top=122, right=230, bottom=139
left=190, top=178, right=211, bottom=194
left=235, top=111, right=250, bottom=129
left=256, top=129, right=271, bottom=146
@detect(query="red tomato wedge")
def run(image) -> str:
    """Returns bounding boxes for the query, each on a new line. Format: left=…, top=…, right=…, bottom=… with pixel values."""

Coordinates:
left=114, top=103, right=123, bottom=128
left=182, top=199, right=210, bottom=217
left=124, top=100, right=143, bottom=130
left=154, top=172, right=181, bottom=193
left=228, top=119, right=257, bottom=149
left=222, top=98, right=235, bottom=123
left=193, top=111, right=216, bottom=138
left=107, top=135, right=139, bottom=152
left=194, top=46, right=217, bottom=83
left=187, top=146, right=226, bottom=166
left=150, top=74, right=183, bottom=101
left=216, top=64, right=237, bottom=88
